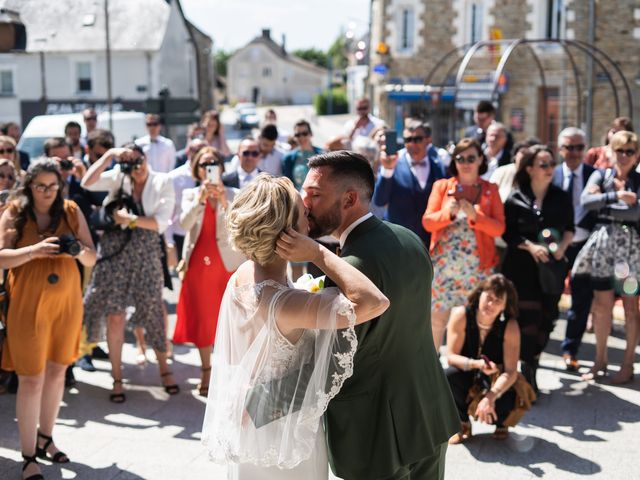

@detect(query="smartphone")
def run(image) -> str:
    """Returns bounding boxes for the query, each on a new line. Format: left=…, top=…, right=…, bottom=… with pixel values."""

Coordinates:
left=481, top=355, right=492, bottom=368
left=0, top=190, right=9, bottom=204
left=384, top=130, right=399, bottom=155
left=206, top=165, right=221, bottom=185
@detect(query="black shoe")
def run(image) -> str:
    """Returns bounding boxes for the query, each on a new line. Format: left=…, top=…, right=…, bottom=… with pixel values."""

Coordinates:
left=76, top=354, right=96, bottom=372
left=65, top=366, right=76, bottom=388
left=91, top=346, right=109, bottom=359
left=22, top=453, right=44, bottom=480
left=36, top=430, right=70, bottom=463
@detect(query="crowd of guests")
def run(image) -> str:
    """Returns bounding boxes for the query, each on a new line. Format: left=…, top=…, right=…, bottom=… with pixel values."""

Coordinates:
left=0, top=99, right=638, bottom=477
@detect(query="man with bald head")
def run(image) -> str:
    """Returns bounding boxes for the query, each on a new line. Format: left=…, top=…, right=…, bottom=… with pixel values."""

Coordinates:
left=222, top=137, right=261, bottom=189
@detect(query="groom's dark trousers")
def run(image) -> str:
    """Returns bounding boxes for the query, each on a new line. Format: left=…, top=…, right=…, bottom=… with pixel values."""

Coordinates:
left=325, top=217, right=459, bottom=480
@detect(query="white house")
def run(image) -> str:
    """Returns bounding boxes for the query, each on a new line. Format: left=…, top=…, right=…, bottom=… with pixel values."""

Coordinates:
left=0, top=0, right=213, bottom=131
left=228, top=29, right=327, bottom=105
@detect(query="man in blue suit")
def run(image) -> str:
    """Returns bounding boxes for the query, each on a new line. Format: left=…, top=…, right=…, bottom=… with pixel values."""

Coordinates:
left=552, top=127, right=596, bottom=371
left=372, top=120, right=445, bottom=246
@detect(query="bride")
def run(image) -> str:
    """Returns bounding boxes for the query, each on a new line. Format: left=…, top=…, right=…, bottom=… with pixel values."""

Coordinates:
left=201, top=174, right=389, bottom=479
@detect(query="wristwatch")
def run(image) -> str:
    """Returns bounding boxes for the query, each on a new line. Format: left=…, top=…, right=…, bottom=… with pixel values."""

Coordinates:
left=128, top=214, right=139, bottom=229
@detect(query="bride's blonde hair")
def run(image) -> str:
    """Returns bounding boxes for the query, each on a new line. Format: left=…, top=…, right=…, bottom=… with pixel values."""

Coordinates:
left=227, top=173, right=299, bottom=266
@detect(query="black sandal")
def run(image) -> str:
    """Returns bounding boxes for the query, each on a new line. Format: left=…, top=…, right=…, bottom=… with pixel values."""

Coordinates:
left=36, top=430, right=69, bottom=463
left=198, top=367, right=211, bottom=397
left=161, top=372, right=180, bottom=395
left=22, top=453, right=44, bottom=480
left=109, top=379, right=126, bottom=404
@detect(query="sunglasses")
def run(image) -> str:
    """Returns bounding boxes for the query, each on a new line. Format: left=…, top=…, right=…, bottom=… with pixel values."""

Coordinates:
left=561, top=144, right=585, bottom=152
left=454, top=154, right=477, bottom=164
left=403, top=136, right=424, bottom=144
left=0, top=173, right=14, bottom=181
left=198, top=162, right=218, bottom=168
left=536, top=161, right=557, bottom=170
left=84, top=116, right=97, bottom=121
left=294, top=131, right=310, bottom=138
left=615, top=148, right=637, bottom=157
left=0, top=148, right=15, bottom=155
left=241, top=150, right=260, bottom=157
left=146, top=122, right=160, bottom=127
left=32, top=183, right=60, bottom=193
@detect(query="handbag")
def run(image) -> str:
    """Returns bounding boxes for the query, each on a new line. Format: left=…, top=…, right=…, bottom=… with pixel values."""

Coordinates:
left=89, top=177, right=139, bottom=232
left=537, top=256, right=569, bottom=295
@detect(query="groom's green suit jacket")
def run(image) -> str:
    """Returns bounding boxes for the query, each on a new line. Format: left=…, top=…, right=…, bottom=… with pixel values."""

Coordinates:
left=326, top=216, right=459, bottom=480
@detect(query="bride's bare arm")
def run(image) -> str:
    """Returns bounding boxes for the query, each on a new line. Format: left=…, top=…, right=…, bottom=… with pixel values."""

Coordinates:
left=275, top=228, right=389, bottom=330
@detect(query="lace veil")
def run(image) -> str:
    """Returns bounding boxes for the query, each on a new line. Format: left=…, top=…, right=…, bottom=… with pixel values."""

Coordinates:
left=201, top=273, right=357, bottom=468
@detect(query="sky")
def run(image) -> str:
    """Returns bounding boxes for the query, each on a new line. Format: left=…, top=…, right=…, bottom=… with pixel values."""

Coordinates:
left=180, top=0, right=370, bottom=52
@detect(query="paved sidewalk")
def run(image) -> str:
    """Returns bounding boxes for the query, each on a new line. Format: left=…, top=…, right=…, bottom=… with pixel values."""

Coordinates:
left=1, top=309, right=638, bottom=479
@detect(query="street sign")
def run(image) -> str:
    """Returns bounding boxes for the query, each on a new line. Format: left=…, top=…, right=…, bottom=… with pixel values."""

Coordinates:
left=373, top=64, right=389, bottom=75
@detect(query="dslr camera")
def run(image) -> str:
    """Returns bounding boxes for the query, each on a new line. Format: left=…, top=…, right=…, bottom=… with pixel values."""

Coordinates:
left=119, top=157, right=143, bottom=175
left=56, top=235, right=81, bottom=256
left=59, top=158, right=74, bottom=171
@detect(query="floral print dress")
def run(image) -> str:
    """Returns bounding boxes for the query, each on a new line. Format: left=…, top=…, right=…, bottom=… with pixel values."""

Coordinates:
left=431, top=217, right=489, bottom=311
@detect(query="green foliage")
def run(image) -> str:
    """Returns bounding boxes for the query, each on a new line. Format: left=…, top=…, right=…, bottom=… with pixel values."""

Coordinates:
left=293, top=48, right=329, bottom=69
left=214, top=49, right=233, bottom=78
left=327, top=35, right=348, bottom=70
left=314, top=88, right=349, bottom=115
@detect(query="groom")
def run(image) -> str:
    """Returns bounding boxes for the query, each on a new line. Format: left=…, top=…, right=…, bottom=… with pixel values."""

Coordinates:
left=302, top=151, right=459, bottom=480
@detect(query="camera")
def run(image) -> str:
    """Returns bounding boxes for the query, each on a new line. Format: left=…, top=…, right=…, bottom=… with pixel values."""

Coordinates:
left=120, top=158, right=143, bottom=175
left=56, top=235, right=81, bottom=256
left=59, top=158, right=74, bottom=171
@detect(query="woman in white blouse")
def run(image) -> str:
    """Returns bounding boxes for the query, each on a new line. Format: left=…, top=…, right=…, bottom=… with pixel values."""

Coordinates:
left=81, top=144, right=177, bottom=403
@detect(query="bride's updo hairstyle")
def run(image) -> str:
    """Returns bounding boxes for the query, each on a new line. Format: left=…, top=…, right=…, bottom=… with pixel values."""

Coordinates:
left=227, top=173, right=300, bottom=266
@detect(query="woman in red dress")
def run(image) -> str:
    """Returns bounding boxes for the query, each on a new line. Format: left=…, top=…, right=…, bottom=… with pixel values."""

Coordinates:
left=173, top=147, right=245, bottom=395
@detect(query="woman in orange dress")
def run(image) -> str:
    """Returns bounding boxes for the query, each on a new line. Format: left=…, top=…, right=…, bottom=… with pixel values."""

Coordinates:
left=173, top=147, right=245, bottom=396
left=0, top=159, right=96, bottom=480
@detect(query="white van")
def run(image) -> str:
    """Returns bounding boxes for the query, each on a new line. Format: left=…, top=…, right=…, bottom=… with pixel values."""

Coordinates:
left=18, top=111, right=146, bottom=160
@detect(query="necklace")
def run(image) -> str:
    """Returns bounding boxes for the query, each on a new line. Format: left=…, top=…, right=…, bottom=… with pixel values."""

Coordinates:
left=476, top=319, right=493, bottom=331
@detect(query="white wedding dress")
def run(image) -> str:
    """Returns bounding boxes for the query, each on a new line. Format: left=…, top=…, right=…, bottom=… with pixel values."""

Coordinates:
left=201, top=274, right=358, bottom=480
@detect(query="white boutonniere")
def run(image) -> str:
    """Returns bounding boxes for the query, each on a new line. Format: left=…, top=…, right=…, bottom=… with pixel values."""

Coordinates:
left=294, top=273, right=326, bottom=293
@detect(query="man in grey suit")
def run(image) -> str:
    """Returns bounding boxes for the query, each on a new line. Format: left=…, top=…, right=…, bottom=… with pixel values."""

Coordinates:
left=302, top=151, right=459, bottom=480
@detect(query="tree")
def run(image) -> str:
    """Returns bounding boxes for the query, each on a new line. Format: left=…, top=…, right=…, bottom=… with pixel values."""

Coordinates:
left=214, top=49, right=233, bottom=78
left=327, top=35, right=348, bottom=70
left=292, top=48, right=329, bottom=69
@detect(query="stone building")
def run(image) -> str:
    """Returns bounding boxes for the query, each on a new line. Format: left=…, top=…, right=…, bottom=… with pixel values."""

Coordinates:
left=368, top=0, right=640, bottom=147
left=227, top=29, right=327, bottom=105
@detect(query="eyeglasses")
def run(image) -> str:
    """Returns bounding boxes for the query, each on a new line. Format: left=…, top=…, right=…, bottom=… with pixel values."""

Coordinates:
left=403, top=136, right=425, bottom=144
left=615, top=148, right=637, bottom=157
left=536, top=161, right=557, bottom=170
left=454, top=154, right=477, bottom=164
left=561, top=144, right=585, bottom=152
left=241, top=150, right=260, bottom=157
left=0, top=148, right=15, bottom=155
left=146, top=122, right=160, bottom=127
left=84, top=116, right=97, bottom=121
left=294, top=131, right=310, bottom=138
left=32, top=183, right=60, bottom=193
left=0, top=173, right=14, bottom=181
left=198, top=162, right=218, bottom=168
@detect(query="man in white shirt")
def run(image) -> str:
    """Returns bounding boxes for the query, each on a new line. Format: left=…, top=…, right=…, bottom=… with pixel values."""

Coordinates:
left=343, top=97, right=385, bottom=140
left=226, top=124, right=284, bottom=176
left=482, top=122, right=509, bottom=180
left=222, top=137, right=261, bottom=189
left=135, top=113, right=177, bottom=173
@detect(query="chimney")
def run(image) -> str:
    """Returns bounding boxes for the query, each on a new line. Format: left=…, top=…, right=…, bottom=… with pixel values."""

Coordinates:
left=262, top=28, right=271, bottom=39
left=281, top=34, right=286, bottom=54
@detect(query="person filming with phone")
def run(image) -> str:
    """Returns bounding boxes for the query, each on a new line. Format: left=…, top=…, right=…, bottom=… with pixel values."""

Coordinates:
left=81, top=143, right=177, bottom=403
left=173, top=147, right=245, bottom=396
left=423, top=138, right=505, bottom=351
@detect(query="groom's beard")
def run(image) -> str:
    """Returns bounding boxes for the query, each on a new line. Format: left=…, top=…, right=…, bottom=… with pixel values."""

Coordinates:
left=307, top=200, right=342, bottom=239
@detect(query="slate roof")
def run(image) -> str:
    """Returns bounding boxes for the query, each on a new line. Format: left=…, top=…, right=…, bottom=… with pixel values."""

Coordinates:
left=242, top=33, right=327, bottom=74
left=0, top=0, right=173, bottom=52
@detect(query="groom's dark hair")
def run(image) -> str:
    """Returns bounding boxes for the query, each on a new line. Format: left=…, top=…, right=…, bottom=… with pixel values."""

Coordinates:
left=308, top=150, right=375, bottom=201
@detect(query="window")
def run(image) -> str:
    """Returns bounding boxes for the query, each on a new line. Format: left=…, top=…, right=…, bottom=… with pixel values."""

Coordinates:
left=399, top=7, right=415, bottom=52
left=0, top=70, right=14, bottom=95
left=262, top=67, right=272, bottom=78
left=546, top=0, right=565, bottom=39
left=470, top=2, right=484, bottom=44
left=76, top=61, right=92, bottom=93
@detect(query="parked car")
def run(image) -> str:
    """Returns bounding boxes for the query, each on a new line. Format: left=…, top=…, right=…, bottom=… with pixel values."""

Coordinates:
left=18, top=111, right=146, bottom=160
left=234, top=102, right=259, bottom=130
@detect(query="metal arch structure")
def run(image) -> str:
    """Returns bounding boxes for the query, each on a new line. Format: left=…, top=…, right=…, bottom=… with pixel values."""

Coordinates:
left=442, top=38, right=634, bottom=140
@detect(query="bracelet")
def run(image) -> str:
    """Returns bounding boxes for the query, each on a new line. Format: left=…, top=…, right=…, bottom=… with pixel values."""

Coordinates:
left=27, top=246, right=33, bottom=260
left=463, top=357, right=471, bottom=371
left=128, top=215, right=139, bottom=229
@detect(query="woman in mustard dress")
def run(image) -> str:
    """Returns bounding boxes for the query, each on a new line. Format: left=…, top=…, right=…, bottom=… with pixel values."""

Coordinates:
left=0, top=160, right=96, bottom=480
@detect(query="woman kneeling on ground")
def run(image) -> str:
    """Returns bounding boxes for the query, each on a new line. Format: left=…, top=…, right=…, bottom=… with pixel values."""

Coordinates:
left=445, top=274, right=535, bottom=444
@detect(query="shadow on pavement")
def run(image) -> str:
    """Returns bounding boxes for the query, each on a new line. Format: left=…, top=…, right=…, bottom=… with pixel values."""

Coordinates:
left=0, top=456, right=144, bottom=479
left=458, top=432, right=601, bottom=477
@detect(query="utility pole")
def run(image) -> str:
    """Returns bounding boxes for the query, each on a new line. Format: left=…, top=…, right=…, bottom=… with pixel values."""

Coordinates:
left=104, top=0, right=113, bottom=131
left=585, top=0, right=596, bottom=144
